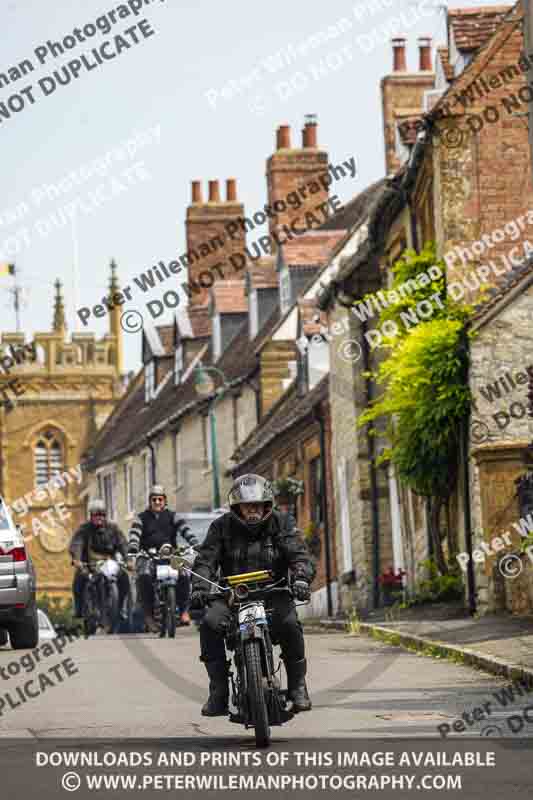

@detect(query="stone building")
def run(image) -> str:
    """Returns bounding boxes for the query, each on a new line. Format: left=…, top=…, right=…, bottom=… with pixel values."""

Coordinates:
left=0, top=266, right=125, bottom=600
left=468, top=258, right=533, bottom=615
left=318, top=3, right=533, bottom=616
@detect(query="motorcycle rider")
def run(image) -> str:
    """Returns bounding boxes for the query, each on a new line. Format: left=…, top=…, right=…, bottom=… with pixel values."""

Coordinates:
left=127, top=485, right=199, bottom=631
left=190, top=474, right=315, bottom=717
left=69, top=498, right=129, bottom=619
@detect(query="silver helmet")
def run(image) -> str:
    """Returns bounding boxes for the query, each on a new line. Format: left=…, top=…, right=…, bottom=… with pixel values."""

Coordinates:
left=88, top=498, right=106, bottom=516
left=228, top=474, right=274, bottom=530
left=149, top=485, right=166, bottom=499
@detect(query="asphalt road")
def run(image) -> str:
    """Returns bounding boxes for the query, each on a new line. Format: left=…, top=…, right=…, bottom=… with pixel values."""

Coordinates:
left=1, top=626, right=532, bottom=741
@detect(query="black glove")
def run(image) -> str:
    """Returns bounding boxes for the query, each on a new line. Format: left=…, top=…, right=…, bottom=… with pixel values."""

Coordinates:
left=190, top=589, right=208, bottom=610
left=293, top=579, right=311, bottom=601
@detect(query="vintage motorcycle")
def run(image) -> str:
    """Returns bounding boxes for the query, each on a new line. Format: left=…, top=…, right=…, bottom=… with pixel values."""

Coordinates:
left=179, top=554, right=304, bottom=748
left=134, top=544, right=194, bottom=638
left=81, top=554, right=124, bottom=637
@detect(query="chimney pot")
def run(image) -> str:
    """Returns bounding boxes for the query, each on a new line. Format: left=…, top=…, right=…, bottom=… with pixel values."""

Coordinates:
left=191, top=180, right=202, bottom=204
left=208, top=180, right=220, bottom=203
left=418, top=37, right=432, bottom=72
left=226, top=178, right=237, bottom=202
left=276, top=125, right=291, bottom=149
left=303, top=120, right=318, bottom=148
left=392, top=37, right=407, bottom=72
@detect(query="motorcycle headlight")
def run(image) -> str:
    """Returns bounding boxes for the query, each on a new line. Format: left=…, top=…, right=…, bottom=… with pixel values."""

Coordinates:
left=234, top=583, right=249, bottom=600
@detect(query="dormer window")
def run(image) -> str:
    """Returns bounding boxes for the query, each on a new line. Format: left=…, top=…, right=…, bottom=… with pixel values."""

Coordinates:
left=174, top=345, right=183, bottom=386
left=280, top=266, right=291, bottom=315
left=145, top=360, right=155, bottom=403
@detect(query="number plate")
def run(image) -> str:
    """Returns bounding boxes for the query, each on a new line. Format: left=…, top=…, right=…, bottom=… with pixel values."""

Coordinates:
left=238, top=602, right=266, bottom=626
left=99, top=559, right=120, bottom=579
left=157, top=565, right=177, bottom=581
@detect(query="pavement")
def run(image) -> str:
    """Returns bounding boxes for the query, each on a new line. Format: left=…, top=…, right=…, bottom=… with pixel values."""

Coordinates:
left=311, top=603, right=533, bottom=684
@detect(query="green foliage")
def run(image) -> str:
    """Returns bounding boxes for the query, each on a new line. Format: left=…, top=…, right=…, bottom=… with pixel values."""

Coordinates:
left=272, top=476, right=304, bottom=497
left=302, top=521, right=321, bottom=559
left=358, top=244, right=475, bottom=499
left=346, top=606, right=361, bottom=635
left=37, top=593, right=80, bottom=635
left=520, top=533, right=533, bottom=553
left=361, top=243, right=473, bottom=347
left=405, top=559, right=463, bottom=606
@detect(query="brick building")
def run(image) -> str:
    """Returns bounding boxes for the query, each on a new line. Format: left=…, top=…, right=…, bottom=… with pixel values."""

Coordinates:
left=318, top=2, right=533, bottom=616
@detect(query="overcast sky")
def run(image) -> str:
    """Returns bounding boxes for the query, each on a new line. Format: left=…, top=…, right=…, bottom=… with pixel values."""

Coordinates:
left=0, top=0, right=509, bottom=372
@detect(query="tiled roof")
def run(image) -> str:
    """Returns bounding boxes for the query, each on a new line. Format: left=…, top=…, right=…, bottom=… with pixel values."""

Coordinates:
left=210, top=280, right=247, bottom=313
left=88, top=305, right=282, bottom=468
left=282, top=230, right=346, bottom=268
left=437, top=46, right=454, bottom=81
left=319, top=178, right=387, bottom=232
left=471, top=255, right=533, bottom=325
left=88, top=345, right=209, bottom=468
left=428, top=3, right=520, bottom=123
left=448, top=6, right=512, bottom=52
left=232, top=375, right=329, bottom=468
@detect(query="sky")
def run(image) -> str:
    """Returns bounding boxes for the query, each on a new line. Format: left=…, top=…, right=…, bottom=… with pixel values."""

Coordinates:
left=0, top=0, right=510, bottom=373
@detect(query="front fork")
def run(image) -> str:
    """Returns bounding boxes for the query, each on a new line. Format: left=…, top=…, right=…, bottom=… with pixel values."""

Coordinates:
left=231, top=627, right=279, bottom=726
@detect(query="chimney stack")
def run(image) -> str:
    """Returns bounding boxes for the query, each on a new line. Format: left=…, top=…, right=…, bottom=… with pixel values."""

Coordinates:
left=208, top=180, right=220, bottom=203
left=226, top=178, right=237, bottom=202
left=418, top=37, right=432, bottom=71
left=191, top=180, right=202, bottom=204
left=302, top=115, right=318, bottom=148
left=276, top=124, right=291, bottom=150
left=392, top=37, right=407, bottom=72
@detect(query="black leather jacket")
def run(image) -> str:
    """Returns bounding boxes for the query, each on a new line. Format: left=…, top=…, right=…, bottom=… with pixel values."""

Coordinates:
left=191, top=510, right=315, bottom=592
left=128, top=508, right=198, bottom=552
left=69, top=521, right=128, bottom=563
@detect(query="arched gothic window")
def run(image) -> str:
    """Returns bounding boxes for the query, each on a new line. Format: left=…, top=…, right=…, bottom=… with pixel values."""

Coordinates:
left=34, top=430, right=63, bottom=485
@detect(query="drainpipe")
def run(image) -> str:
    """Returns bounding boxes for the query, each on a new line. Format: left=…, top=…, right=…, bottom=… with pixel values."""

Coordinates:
left=313, top=404, right=333, bottom=617
left=361, top=320, right=381, bottom=610
left=409, top=200, right=419, bottom=253
left=147, top=440, right=156, bottom=484
left=460, top=347, right=476, bottom=614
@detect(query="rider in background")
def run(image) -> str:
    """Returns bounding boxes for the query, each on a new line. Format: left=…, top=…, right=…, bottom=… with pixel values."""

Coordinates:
left=69, top=498, right=129, bottom=619
left=190, top=474, right=315, bottom=717
left=127, top=485, right=199, bottom=631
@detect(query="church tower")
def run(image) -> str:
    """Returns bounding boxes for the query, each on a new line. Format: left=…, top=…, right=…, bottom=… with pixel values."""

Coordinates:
left=0, top=262, right=124, bottom=601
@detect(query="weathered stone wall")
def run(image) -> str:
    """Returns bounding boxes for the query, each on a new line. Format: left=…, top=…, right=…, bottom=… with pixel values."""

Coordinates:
left=469, top=280, right=533, bottom=614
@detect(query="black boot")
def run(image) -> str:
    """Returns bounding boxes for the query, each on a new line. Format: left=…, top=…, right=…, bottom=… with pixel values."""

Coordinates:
left=285, top=658, right=312, bottom=712
left=201, top=659, right=229, bottom=717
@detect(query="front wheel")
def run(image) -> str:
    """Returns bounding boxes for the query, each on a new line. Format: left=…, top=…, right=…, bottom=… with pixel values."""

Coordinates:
left=104, top=582, right=120, bottom=634
left=166, top=585, right=177, bottom=639
left=82, top=581, right=98, bottom=638
left=244, top=640, right=270, bottom=748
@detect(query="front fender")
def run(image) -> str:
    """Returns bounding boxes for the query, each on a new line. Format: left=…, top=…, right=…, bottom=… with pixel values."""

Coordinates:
left=239, top=622, right=267, bottom=642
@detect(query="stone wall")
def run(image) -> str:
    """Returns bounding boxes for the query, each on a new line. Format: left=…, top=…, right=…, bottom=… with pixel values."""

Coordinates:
left=469, top=279, right=533, bottom=614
